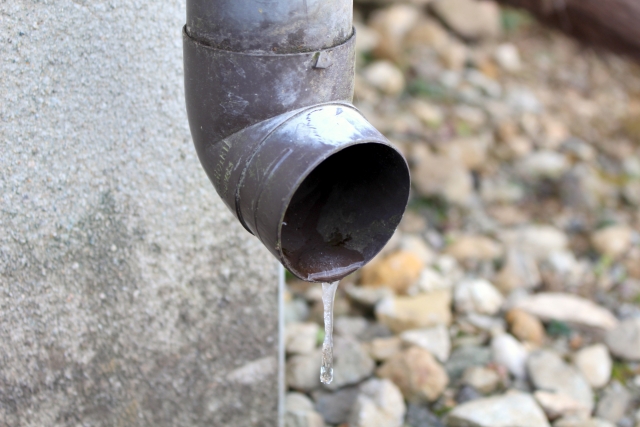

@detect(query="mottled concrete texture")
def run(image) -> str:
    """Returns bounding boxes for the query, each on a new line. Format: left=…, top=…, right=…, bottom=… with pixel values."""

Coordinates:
left=0, top=1, right=281, bottom=426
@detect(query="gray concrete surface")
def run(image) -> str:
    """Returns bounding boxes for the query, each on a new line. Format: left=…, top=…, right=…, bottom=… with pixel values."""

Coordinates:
left=0, top=1, right=281, bottom=426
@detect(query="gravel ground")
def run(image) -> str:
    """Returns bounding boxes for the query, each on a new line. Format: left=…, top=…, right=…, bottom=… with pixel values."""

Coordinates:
left=284, top=1, right=640, bottom=426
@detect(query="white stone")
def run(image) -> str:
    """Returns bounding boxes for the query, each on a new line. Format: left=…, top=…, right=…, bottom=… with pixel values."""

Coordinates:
left=454, top=279, right=505, bottom=316
left=430, top=0, right=501, bottom=40
left=286, top=322, right=320, bottom=355
left=517, top=150, right=569, bottom=180
left=534, top=391, right=590, bottom=420
left=573, top=344, right=612, bottom=388
left=400, top=324, right=451, bottom=362
left=500, top=226, right=569, bottom=260
left=491, top=333, right=528, bottom=379
left=528, top=350, right=594, bottom=412
left=448, top=391, right=550, bottom=427
left=362, top=61, right=405, bottom=96
left=514, top=293, right=618, bottom=331
left=605, top=318, right=640, bottom=361
left=285, top=393, right=326, bottom=427
left=348, top=378, right=406, bottom=427
left=495, top=43, right=522, bottom=72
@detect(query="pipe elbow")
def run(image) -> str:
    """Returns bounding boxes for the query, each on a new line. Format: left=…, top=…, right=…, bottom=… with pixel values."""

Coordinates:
left=183, top=4, right=410, bottom=282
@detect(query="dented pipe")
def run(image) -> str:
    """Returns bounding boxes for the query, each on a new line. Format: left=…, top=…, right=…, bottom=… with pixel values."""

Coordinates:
left=183, top=0, right=410, bottom=282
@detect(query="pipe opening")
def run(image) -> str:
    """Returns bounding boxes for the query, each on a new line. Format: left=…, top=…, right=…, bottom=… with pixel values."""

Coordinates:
left=280, top=142, right=410, bottom=282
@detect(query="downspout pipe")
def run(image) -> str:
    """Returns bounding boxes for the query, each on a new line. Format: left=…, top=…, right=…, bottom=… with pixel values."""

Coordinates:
left=183, top=0, right=411, bottom=283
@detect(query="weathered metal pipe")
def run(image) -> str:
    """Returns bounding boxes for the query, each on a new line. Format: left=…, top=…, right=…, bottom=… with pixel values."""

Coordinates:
left=183, top=0, right=411, bottom=282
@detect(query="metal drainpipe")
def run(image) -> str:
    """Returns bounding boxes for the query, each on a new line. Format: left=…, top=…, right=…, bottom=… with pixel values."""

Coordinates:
left=183, top=0, right=411, bottom=283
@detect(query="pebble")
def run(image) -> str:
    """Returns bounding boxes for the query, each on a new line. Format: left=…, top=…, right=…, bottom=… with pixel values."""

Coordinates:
left=313, top=386, right=359, bottom=426
left=287, top=350, right=322, bottom=392
left=573, top=344, right=612, bottom=388
left=506, top=308, right=545, bottom=346
left=447, top=391, right=550, bottom=427
left=375, top=290, right=452, bottom=333
left=410, top=145, right=473, bottom=205
left=437, top=136, right=491, bottom=169
left=499, top=226, right=569, bottom=260
left=400, top=324, right=451, bottom=362
left=595, top=381, right=631, bottom=423
left=494, top=43, right=522, bottom=72
left=517, top=150, right=570, bottom=180
left=491, top=333, right=529, bottom=380
left=334, top=316, right=369, bottom=339
left=527, top=350, right=594, bottom=412
left=430, top=0, right=501, bottom=40
left=514, top=292, right=619, bottom=332
left=324, top=337, right=375, bottom=391
left=399, top=234, right=435, bottom=265
left=377, top=347, right=449, bottom=403
left=405, top=403, right=446, bottom=427
left=456, top=385, right=483, bottom=404
left=445, top=235, right=504, bottom=261
left=362, top=60, right=406, bottom=96
left=368, top=4, right=421, bottom=62
left=534, top=391, right=590, bottom=421
left=360, top=250, right=424, bottom=294
left=591, top=225, right=633, bottom=259
left=605, top=317, right=640, bottom=361
left=286, top=322, right=320, bottom=355
left=348, top=378, right=406, bottom=427
left=553, top=418, right=616, bottom=427
left=445, top=345, right=493, bottom=380
left=345, top=284, right=394, bottom=307
left=454, top=278, right=505, bottom=316
left=495, top=250, right=541, bottom=293
left=285, top=392, right=326, bottom=427
left=462, top=366, right=501, bottom=394
left=367, top=336, right=403, bottom=362
left=414, top=267, right=453, bottom=293
left=409, top=99, right=445, bottom=128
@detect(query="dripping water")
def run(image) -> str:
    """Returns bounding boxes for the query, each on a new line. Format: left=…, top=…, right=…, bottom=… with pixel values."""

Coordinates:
left=320, top=280, right=339, bottom=384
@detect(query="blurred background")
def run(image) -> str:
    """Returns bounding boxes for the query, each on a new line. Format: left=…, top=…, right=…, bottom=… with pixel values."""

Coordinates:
left=284, top=1, right=640, bottom=426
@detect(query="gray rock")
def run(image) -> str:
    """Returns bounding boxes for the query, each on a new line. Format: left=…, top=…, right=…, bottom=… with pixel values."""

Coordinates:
left=573, top=344, right=612, bottom=389
left=527, top=350, right=594, bottom=412
left=325, top=337, right=375, bottom=390
left=445, top=345, right=492, bottom=380
left=447, top=391, right=550, bottom=427
left=348, top=378, right=406, bottom=427
left=405, top=404, right=446, bottom=427
left=286, top=393, right=326, bottom=427
left=456, top=385, right=483, bottom=404
left=313, top=386, right=359, bottom=425
left=491, top=333, right=529, bottom=380
left=400, top=325, right=451, bottom=362
left=605, top=317, right=640, bottom=361
left=595, top=381, right=631, bottom=423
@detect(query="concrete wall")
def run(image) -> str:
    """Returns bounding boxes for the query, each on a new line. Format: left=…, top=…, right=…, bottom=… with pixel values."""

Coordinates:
left=0, top=1, right=281, bottom=426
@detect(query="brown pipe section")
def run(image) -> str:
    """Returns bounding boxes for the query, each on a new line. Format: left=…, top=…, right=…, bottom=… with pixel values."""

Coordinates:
left=183, top=0, right=411, bottom=282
